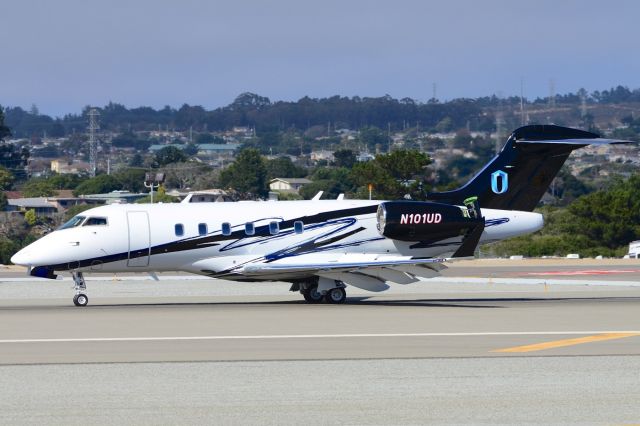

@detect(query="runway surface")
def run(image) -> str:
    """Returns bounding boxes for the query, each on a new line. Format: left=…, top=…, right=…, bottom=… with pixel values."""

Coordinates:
left=1, top=259, right=640, bottom=424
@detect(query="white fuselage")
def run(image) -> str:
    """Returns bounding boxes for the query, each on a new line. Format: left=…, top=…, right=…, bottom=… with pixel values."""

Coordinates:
left=11, top=199, right=543, bottom=282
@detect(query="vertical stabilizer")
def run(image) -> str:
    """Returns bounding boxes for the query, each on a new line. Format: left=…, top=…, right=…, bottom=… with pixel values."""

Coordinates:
left=427, top=125, right=629, bottom=211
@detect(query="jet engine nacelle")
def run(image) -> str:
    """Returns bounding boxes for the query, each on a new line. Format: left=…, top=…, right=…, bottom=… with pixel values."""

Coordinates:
left=376, top=201, right=481, bottom=242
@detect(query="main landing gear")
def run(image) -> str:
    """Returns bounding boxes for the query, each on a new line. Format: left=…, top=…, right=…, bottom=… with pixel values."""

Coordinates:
left=295, top=278, right=347, bottom=304
left=72, top=272, right=89, bottom=307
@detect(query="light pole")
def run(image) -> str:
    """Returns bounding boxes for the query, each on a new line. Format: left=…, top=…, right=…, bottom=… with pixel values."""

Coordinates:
left=144, top=172, right=165, bottom=203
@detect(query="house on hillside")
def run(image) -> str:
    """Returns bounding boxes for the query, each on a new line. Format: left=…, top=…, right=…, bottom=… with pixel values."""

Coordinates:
left=3, top=190, right=105, bottom=217
left=269, top=178, right=312, bottom=193
left=310, top=150, right=334, bottom=163
left=51, top=159, right=91, bottom=175
left=5, top=198, right=58, bottom=216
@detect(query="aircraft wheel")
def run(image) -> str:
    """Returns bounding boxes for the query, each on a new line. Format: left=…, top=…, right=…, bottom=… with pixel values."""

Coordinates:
left=302, top=286, right=323, bottom=303
left=73, top=293, right=89, bottom=307
left=324, top=287, right=347, bottom=304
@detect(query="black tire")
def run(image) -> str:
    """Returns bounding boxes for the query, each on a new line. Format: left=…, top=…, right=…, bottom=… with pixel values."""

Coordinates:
left=324, top=287, right=347, bottom=304
left=302, top=286, right=324, bottom=303
left=73, top=293, right=89, bottom=307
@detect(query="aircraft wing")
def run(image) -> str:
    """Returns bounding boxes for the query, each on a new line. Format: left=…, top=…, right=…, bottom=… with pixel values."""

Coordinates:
left=240, top=255, right=450, bottom=292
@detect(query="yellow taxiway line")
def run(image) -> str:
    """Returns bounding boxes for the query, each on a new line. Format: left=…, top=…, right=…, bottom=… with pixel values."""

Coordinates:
left=493, top=333, right=640, bottom=353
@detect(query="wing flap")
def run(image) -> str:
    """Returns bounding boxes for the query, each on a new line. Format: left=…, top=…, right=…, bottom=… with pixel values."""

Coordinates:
left=390, top=263, right=446, bottom=279
left=317, top=271, right=389, bottom=292
left=354, top=267, right=419, bottom=284
left=240, top=255, right=446, bottom=276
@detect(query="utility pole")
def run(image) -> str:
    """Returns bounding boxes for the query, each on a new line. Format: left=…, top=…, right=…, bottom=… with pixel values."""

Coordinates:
left=548, top=79, right=556, bottom=109
left=88, top=108, right=100, bottom=177
left=520, top=78, right=526, bottom=126
left=580, top=90, right=588, bottom=119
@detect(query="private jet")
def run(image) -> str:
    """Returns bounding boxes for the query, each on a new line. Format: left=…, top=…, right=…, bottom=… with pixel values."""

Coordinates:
left=11, top=125, right=629, bottom=306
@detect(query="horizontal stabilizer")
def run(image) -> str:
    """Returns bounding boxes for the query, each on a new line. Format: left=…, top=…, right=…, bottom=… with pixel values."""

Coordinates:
left=517, top=138, right=630, bottom=145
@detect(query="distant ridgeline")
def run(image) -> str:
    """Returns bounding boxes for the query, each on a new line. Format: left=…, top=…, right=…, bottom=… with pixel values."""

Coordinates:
left=4, top=85, right=640, bottom=138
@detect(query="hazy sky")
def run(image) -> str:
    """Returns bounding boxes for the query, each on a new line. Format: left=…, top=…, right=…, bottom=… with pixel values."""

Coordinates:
left=1, top=0, right=638, bottom=117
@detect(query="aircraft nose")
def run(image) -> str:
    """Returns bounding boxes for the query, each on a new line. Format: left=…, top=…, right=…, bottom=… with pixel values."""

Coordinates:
left=11, top=247, right=32, bottom=266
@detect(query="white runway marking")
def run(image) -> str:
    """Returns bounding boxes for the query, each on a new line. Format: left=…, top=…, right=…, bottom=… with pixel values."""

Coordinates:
left=2, top=331, right=640, bottom=344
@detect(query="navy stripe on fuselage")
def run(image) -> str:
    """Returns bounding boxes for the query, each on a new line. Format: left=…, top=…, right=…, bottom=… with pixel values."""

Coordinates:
left=43, top=204, right=380, bottom=272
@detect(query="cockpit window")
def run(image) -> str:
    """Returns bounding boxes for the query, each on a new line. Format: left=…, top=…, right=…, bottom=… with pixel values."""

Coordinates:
left=83, top=217, right=108, bottom=226
left=58, top=215, right=86, bottom=230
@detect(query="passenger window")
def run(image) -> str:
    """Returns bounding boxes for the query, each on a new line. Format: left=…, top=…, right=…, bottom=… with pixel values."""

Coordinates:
left=245, top=222, right=255, bottom=236
left=221, top=222, right=231, bottom=236
left=198, top=223, right=207, bottom=236
left=175, top=224, right=184, bottom=236
left=269, top=221, right=279, bottom=235
left=294, top=221, right=304, bottom=234
left=83, top=217, right=107, bottom=226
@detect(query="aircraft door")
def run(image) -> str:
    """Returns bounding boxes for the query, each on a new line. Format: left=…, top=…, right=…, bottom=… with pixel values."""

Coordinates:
left=127, top=211, right=150, bottom=267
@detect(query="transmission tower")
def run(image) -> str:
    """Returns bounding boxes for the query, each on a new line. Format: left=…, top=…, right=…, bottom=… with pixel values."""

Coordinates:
left=88, top=108, right=100, bottom=177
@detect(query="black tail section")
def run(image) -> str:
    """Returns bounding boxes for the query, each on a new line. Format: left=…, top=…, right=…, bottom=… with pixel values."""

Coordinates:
left=427, top=125, right=630, bottom=211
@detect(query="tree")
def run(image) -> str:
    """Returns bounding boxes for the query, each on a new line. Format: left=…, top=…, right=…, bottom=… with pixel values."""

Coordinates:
left=219, top=148, right=268, bottom=197
left=73, top=174, right=123, bottom=196
left=113, top=168, right=147, bottom=192
left=552, top=167, right=592, bottom=204
left=333, top=149, right=356, bottom=168
left=129, top=153, right=144, bottom=167
left=0, top=237, right=18, bottom=265
left=21, top=179, right=56, bottom=197
left=265, top=157, right=307, bottom=180
left=358, top=127, right=389, bottom=151
left=444, top=155, right=481, bottom=181
left=350, top=149, right=430, bottom=199
left=162, top=162, right=212, bottom=190
left=0, top=106, right=28, bottom=180
left=154, top=146, right=187, bottom=166
left=24, top=209, right=37, bottom=226
left=375, top=150, right=430, bottom=182
left=48, top=174, right=86, bottom=190
left=350, top=161, right=398, bottom=199
left=0, top=106, right=11, bottom=140
left=0, top=166, right=14, bottom=190
left=563, top=175, right=640, bottom=250
left=491, top=175, right=640, bottom=257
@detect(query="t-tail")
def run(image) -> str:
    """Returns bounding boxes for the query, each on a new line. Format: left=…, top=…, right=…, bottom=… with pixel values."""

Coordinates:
left=427, top=125, right=631, bottom=211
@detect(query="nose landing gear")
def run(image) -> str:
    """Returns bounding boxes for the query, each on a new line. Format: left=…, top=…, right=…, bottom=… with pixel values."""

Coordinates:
left=72, top=272, right=89, bottom=307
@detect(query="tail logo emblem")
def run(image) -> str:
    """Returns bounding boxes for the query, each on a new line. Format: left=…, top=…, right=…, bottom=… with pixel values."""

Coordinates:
left=491, top=170, right=508, bottom=194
